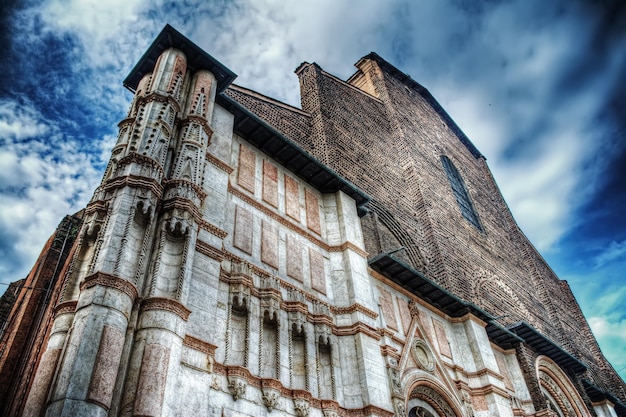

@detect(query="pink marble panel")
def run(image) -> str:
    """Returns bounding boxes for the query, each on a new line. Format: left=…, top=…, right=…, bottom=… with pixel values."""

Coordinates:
left=234, top=206, right=253, bottom=254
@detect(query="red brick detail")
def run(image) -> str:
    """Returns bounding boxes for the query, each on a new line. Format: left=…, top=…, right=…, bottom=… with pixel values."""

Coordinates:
left=233, top=206, right=253, bottom=255
left=237, top=144, right=256, bottom=193
left=284, top=175, right=300, bottom=221
left=134, top=344, right=170, bottom=416
left=262, top=160, right=279, bottom=208
left=378, top=287, right=398, bottom=331
left=309, top=249, right=326, bottom=294
left=22, top=349, right=60, bottom=417
left=261, top=220, right=279, bottom=269
left=88, top=325, right=124, bottom=408
left=305, top=189, right=321, bottom=235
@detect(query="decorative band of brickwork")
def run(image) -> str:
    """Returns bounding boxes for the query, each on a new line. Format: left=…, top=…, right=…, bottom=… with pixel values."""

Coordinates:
left=136, top=90, right=182, bottom=112
left=54, top=300, right=78, bottom=317
left=215, top=363, right=394, bottom=417
left=85, top=200, right=108, bottom=215
left=103, top=174, right=164, bottom=198
left=197, top=222, right=228, bottom=239
left=117, top=152, right=165, bottom=176
left=328, top=241, right=368, bottom=258
left=164, top=178, right=208, bottom=201
left=181, top=114, right=213, bottom=138
left=183, top=335, right=217, bottom=355
left=80, top=272, right=138, bottom=301
left=141, top=297, right=191, bottom=321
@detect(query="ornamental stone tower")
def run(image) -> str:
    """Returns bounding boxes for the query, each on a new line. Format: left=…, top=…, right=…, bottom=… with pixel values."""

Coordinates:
left=22, top=27, right=235, bottom=417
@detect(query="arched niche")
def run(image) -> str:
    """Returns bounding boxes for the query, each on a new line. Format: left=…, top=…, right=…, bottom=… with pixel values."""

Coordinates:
left=536, top=356, right=590, bottom=417
left=403, top=373, right=465, bottom=417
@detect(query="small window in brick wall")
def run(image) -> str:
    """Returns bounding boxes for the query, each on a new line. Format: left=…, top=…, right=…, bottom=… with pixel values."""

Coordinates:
left=440, top=155, right=482, bottom=230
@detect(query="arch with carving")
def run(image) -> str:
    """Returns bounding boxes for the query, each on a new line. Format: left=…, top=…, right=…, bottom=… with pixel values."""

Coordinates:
left=402, top=371, right=466, bottom=417
left=536, top=356, right=590, bottom=417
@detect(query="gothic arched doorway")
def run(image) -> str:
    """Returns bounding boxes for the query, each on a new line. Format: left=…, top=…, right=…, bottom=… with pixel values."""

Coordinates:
left=406, top=383, right=463, bottom=417
left=536, top=356, right=590, bottom=417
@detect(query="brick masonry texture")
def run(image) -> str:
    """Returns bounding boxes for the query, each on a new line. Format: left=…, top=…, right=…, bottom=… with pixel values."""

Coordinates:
left=240, top=54, right=625, bottom=404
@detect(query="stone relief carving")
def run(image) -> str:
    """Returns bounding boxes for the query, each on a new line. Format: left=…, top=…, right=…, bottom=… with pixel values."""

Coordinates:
left=227, top=377, right=246, bottom=400
left=411, top=339, right=435, bottom=373
left=293, top=399, right=310, bottom=417
left=394, top=398, right=407, bottom=417
left=262, top=387, right=280, bottom=412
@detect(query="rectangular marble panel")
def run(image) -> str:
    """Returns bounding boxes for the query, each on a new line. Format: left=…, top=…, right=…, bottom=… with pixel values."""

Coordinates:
left=433, top=319, right=453, bottom=359
left=309, top=249, right=326, bottom=294
left=397, top=296, right=412, bottom=335
left=88, top=325, right=125, bottom=408
left=237, top=144, right=256, bottom=193
left=23, top=349, right=61, bottom=417
left=305, top=189, right=321, bottom=234
left=261, top=220, right=278, bottom=269
left=262, top=160, right=278, bottom=207
left=284, top=175, right=300, bottom=221
left=134, top=344, right=170, bottom=417
left=234, top=206, right=253, bottom=254
left=287, top=235, right=303, bottom=282
left=378, top=287, right=398, bottom=331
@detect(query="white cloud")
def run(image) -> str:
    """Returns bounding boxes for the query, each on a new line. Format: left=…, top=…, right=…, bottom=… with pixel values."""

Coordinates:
left=594, top=240, right=626, bottom=269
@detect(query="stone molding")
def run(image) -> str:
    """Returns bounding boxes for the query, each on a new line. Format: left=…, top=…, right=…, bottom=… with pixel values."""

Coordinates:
left=117, top=152, right=166, bottom=177
left=196, top=239, right=225, bottom=260
left=80, top=272, right=139, bottom=301
left=197, top=222, right=228, bottom=239
left=141, top=297, right=191, bottom=321
left=205, top=151, right=234, bottom=174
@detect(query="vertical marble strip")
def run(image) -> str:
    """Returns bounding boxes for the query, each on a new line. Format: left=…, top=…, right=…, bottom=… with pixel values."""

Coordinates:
left=88, top=325, right=125, bottom=408
left=495, top=353, right=514, bottom=390
left=432, top=319, right=453, bottom=359
left=286, top=235, right=303, bottom=282
left=305, top=189, right=321, bottom=235
left=261, top=220, right=279, bottom=269
left=397, top=296, right=412, bottom=335
left=262, top=160, right=279, bottom=208
left=233, top=206, right=253, bottom=255
left=284, top=175, right=300, bottom=221
left=133, top=344, right=170, bottom=417
left=237, top=144, right=256, bottom=193
left=309, top=249, right=326, bottom=294
left=22, top=349, right=61, bottom=417
left=378, top=287, right=398, bottom=331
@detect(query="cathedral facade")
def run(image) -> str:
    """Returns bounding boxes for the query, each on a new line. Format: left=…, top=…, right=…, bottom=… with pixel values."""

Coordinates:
left=0, top=25, right=624, bottom=417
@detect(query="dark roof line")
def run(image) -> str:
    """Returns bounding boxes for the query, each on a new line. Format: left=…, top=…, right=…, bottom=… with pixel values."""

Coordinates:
left=123, top=24, right=237, bottom=94
left=360, top=52, right=484, bottom=160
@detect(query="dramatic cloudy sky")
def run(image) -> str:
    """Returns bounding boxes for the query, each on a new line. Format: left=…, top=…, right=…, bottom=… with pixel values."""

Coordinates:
left=1, top=0, right=624, bottom=378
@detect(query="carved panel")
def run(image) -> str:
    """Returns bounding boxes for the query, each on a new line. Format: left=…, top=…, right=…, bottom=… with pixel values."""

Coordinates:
left=237, top=144, right=256, bottom=193
left=379, top=286, right=398, bottom=331
left=234, top=206, right=253, bottom=255
left=263, top=160, right=279, bottom=208
left=287, top=235, right=303, bottom=282
left=432, top=319, right=452, bottom=359
left=285, top=175, right=300, bottom=221
left=309, top=249, right=326, bottom=294
left=305, top=189, right=321, bottom=235
left=397, top=297, right=412, bottom=335
left=261, top=220, right=279, bottom=269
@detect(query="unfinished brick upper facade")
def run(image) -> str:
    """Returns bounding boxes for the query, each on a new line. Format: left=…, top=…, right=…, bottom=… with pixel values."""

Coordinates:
left=0, top=25, right=624, bottom=417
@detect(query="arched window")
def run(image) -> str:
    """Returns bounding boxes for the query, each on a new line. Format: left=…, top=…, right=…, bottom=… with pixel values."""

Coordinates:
left=440, top=156, right=481, bottom=230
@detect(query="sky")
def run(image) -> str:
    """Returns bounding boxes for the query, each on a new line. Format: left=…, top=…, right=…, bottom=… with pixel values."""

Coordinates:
left=0, top=0, right=624, bottom=380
